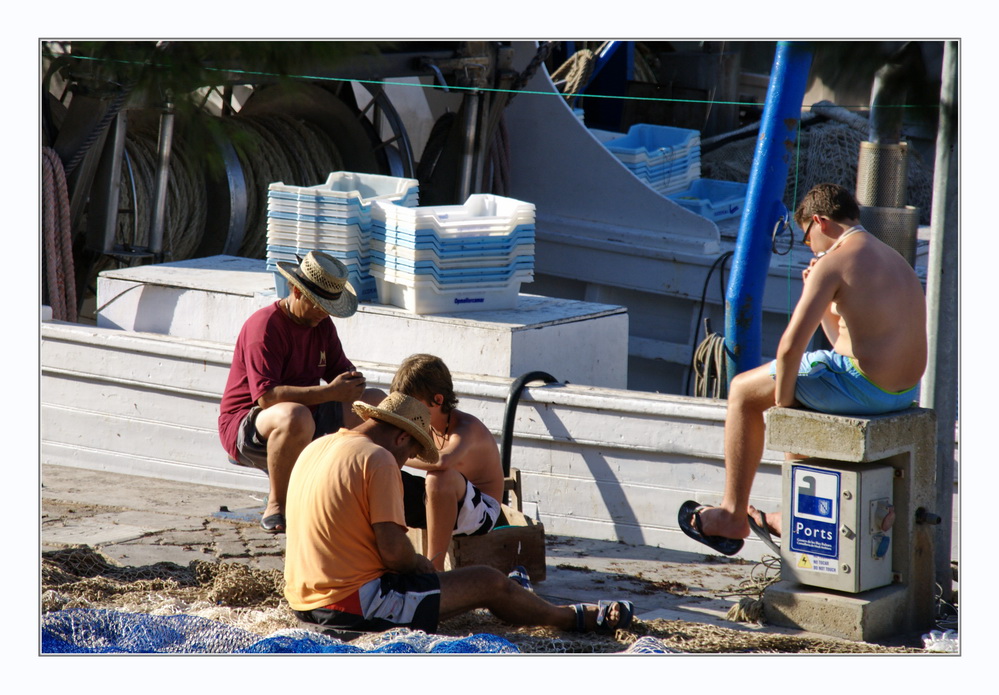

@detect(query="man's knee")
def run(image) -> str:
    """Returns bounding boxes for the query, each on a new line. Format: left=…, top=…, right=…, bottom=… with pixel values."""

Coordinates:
left=442, top=565, right=509, bottom=596
left=729, top=365, right=776, bottom=408
left=425, top=468, right=463, bottom=498
left=258, top=402, right=316, bottom=442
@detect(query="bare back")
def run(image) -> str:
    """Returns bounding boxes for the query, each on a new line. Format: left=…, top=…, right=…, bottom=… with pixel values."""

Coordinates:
left=445, top=409, right=505, bottom=502
left=822, top=233, right=927, bottom=391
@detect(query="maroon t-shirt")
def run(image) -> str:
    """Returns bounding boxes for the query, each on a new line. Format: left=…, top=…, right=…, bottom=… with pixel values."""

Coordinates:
left=218, top=301, right=354, bottom=459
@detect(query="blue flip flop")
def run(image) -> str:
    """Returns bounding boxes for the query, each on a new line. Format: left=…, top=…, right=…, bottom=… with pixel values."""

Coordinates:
left=677, top=500, right=744, bottom=556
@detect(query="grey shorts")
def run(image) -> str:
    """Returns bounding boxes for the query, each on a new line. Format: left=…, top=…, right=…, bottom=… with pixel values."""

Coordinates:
left=231, top=401, right=344, bottom=472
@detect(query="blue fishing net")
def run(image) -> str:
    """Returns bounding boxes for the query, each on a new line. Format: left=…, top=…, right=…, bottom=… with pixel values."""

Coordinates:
left=41, top=609, right=521, bottom=654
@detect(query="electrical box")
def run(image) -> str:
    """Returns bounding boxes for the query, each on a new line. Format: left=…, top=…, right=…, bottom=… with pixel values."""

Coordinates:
left=781, top=460, right=895, bottom=593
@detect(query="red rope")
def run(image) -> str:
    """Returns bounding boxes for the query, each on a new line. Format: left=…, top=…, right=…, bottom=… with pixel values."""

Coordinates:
left=42, top=148, right=77, bottom=322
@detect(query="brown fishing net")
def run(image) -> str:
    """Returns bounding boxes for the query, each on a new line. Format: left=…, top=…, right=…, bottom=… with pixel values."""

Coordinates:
left=42, top=545, right=920, bottom=653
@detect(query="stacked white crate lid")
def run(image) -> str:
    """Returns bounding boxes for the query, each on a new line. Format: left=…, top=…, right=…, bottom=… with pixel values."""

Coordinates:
left=370, top=193, right=536, bottom=314
left=603, top=123, right=701, bottom=195
left=266, top=171, right=420, bottom=303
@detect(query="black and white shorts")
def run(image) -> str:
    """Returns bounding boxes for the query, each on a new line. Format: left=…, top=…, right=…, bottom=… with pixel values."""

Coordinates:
left=294, top=572, right=442, bottom=634
left=400, top=470, right=501, bottom=536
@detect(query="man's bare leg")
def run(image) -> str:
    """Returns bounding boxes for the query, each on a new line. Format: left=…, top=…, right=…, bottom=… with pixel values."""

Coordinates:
left=437, top=567, right=627, bottom=631
left=255, top=402, right=316, bottom=520
left=425, top=469, right=467, bottom=571
left=697, top=363, right=782, bottom=540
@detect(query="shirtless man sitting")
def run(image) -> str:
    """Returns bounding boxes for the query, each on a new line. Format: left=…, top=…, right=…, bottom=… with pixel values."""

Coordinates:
left=390, top=354, right=505, bottom=571
left=678, top=183, right=927, bottom=555
left=284, top=392, right=634, bottom=635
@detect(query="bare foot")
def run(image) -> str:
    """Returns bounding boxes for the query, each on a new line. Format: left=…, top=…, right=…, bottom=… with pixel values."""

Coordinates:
left=696, top=505, right=750, bottom=540
left=748, top=505, right=781, bottom=538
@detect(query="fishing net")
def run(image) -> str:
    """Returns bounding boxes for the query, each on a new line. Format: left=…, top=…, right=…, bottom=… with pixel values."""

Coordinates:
left=702, top=116, right=934, bottom=224
left=40, top=545, right=924, bottom=654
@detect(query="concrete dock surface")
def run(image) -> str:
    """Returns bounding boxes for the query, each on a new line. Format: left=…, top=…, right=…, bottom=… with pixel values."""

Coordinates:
left=38, top=461, right=960, bottom=656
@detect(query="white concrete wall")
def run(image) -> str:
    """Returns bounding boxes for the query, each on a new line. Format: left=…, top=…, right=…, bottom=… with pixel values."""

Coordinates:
left=41, top=320, right=788, bottom=561
left=96, top=255, right=629, bottom=389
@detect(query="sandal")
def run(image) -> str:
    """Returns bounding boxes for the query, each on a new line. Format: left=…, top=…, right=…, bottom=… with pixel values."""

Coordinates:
left=260, top=513, right=286, bottom=534
left=570, top=600, right=635, bottom=634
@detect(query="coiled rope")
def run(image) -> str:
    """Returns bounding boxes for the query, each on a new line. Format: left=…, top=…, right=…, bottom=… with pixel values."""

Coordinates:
left=686, top=251, right=734, bottom=398
left=693, top=320, right=728, bottom=399
left=41, top=147, right=77, bottom=322
left=226, top=113, right=344, bottom=258
left=94, top=111, right=341, bottom=280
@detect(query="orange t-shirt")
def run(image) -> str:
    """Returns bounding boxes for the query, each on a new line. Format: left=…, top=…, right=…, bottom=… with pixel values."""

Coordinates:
left=283, top=429, right=407, bottom=611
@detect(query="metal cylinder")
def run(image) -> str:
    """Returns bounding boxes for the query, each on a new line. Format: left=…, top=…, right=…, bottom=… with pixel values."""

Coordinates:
left=725, top=41, right=813, bottom=382
left=856, top=141, right=909, bottom=208
left=859, top=204, right=919, bottom=267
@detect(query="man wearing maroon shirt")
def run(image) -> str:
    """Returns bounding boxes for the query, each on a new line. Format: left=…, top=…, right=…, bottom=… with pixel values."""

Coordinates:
left=219, top=252, right=381, bottom=534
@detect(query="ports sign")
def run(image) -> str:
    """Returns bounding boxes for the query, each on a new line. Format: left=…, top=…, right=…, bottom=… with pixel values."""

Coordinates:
left=789, top=465, right=839, bottom=559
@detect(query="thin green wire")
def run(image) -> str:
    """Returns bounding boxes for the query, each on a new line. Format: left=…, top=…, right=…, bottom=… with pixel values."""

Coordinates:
left=55, top=51, right=938, bottom=112
left=786, top=117, right=806, bottom=320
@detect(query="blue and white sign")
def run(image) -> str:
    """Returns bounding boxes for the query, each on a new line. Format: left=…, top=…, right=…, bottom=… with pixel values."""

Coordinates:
left=789, top=465, right=839, bottom=559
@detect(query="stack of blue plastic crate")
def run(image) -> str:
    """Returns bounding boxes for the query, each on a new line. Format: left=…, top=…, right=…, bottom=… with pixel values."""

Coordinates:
left=266, top=171, right=420, bottom=303
left=603, top=123, right=701, bottom=195
left=370, top=194, right=536, bottom=313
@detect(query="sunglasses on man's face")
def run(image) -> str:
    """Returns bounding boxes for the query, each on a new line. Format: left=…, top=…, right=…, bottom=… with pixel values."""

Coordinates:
left=803, top=218, right=815, bottom=247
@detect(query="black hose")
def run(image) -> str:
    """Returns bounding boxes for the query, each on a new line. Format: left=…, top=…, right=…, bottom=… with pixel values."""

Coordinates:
left=500, top=371, right=559, bottom=504
left=685, top=251, right=733, bottom=396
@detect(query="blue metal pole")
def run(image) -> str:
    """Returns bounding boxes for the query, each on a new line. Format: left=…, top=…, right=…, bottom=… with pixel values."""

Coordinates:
left=725, top=41, right=813, bottom=384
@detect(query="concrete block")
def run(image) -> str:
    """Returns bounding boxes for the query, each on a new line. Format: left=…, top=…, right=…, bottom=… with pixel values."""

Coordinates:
left=96, top=254, right=630, bottom=388
left=765, top=406, right=935, bottom=462
left=763, top=580, right=909, bottom=643
left=762, top=406, right=939, bottom=641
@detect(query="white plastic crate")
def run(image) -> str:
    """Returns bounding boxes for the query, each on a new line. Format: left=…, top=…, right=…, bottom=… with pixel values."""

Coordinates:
left=373, top=194, right=535, bottom=238
left=371, top=238, right=535, bottom=265
left=269, top=171, right=419, bottom=209
left=373, top=274, right=523, bottom=314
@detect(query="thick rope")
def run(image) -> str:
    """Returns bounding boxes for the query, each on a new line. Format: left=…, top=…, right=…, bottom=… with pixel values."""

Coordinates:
left=693, top=329, right=727, bottom=399
left=41, top=147, right=77, bottom=322
left=550, top=49, right=596, bottom=103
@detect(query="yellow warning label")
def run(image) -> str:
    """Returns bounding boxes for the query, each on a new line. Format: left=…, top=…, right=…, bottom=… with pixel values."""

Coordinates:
left=797, top=554, right=812, bottom=569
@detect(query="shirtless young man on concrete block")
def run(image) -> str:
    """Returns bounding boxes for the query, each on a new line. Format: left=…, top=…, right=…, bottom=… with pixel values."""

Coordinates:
left=390, top=354, right=505, bottom=571
left=678, top=183, right=927, bottom=556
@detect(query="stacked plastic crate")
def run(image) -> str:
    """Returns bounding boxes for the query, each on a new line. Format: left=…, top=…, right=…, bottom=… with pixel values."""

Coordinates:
left=666, top=178, right=749, bottom=222
left=600, top=124, right=748, bottom=222
left=604, top=123, right=701, bottom=195
left=369, top=194, right=536, bottom=314
left=266, top=172, right=420, bottom=303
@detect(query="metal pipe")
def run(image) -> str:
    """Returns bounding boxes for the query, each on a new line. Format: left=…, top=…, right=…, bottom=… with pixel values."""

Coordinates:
left=921, top=40, right=959, bottom=602
left=458, top=90, right=482, bottom=201
left=86, top=110, right=128, bottom=254
left=868, top=42, right=923, bottom=144
left=725, top=42, right=813, bottom=382
left=500, top=371, right=558, bottom=504
left=148, top=100, right=175, bottom=260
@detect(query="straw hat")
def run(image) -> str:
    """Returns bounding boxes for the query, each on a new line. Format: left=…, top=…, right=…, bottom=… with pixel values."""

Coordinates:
left=352, top=392, right=439, bottom=463
left=277, top=251, right=358, bottom=318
